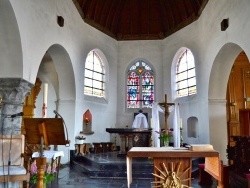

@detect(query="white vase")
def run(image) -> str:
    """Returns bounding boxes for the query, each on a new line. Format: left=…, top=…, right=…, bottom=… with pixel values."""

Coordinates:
left=76, top=139, right=84, bottom=144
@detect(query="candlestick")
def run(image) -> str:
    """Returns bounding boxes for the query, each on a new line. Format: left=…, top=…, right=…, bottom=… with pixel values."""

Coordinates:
left=179, top=118, right=182, bottom=129
left=42, top=83, right=48, bottom=118
left=180, top=127, right=183, bottom=147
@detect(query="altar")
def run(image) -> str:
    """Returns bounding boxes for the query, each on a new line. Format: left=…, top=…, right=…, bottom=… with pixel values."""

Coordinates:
left=106, top=128, right=152, bottom=154
left=126, top=147, right=222, bottom=188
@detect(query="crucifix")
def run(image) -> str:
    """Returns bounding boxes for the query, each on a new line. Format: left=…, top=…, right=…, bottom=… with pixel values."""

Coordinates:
left=158, top=94, right=175, bottom=130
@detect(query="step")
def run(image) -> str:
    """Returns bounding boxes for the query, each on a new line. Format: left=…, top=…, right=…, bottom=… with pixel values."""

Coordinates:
left=71, top=151, right=204, bottom=179
left=72, top=155, right=154, bottom=179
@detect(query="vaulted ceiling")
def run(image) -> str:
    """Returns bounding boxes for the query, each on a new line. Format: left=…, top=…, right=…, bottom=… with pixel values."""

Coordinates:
left=73, top=0, right=209, bottom=41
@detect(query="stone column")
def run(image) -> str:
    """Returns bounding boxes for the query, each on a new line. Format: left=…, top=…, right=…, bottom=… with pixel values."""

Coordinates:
left=0, top=78, right=33, bottom=135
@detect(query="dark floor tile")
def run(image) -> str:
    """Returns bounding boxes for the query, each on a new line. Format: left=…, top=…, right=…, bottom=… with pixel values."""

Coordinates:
left=45, top=151, right=219, bottom=188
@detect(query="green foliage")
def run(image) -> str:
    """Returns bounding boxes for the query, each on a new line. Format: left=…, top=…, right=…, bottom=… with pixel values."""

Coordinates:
left=30, top=160, right=56, bottom=184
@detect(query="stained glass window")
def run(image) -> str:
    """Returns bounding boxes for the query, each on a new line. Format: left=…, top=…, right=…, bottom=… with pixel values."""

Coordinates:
left=84, top=50, right=105, bottom=97
left=127, top=60, right=154, bottom=108
left=176, top=48, right=196, bottom=97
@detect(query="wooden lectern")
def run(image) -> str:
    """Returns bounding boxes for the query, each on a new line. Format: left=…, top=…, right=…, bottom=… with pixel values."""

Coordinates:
left=23, top=118, right=69, bottom=146
left=23, top=118, right=69, bottom=188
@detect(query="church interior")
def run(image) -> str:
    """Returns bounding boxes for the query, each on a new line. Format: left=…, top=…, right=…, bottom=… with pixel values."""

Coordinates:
left=1, top=0, right=250, bottom=187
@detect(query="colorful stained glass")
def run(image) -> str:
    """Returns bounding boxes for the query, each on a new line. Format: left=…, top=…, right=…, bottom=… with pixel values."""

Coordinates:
left=127, top=60, right=154, bottom=108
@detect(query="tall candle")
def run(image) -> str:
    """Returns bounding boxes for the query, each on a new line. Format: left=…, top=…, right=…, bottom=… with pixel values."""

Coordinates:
left=42, top=83, right=48, bottom=118
left=179, top=118, right=183, bottom=129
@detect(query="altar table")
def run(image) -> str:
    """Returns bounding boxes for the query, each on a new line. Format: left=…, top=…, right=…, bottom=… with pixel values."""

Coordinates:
left=126, top=147, right=221, bottom=188
left=106, top=128, right=151, bottom=154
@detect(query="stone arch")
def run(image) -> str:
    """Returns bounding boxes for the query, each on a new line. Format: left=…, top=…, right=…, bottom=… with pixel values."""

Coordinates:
left=38, top=44, right=76, bottom=163
left=209, top=43, right=243, bottom=100
left=208, top=42, right=243, bottom=163
left=47, top=44, right=76, bottom=100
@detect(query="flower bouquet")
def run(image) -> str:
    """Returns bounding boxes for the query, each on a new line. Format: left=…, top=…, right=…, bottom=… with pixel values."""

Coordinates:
left=155, top=129, right=173, bottom=147
left=75, top=134, right=86, bottom=144
left=30, top=160, right=56, bottom=186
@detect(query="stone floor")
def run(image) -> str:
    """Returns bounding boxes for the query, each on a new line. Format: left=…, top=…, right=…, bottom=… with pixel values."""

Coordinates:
left=25, top=150, right=250, bottom=188
left=33, top=164, right=216, bottom=188
left=28, top=150, right=218, bottom=188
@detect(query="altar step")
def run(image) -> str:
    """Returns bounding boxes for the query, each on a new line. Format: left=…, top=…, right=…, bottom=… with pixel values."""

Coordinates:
left=70, top=151, right=203, bottom=179
left=71, top=152, right=154, bottom=179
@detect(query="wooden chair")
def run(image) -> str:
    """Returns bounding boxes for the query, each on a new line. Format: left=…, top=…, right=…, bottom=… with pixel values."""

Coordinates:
left=93, top=143, right=102, bottom=153
left=0, top=135, right=30, bottom=188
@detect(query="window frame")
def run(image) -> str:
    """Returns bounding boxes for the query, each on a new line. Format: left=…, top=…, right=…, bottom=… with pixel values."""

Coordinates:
left=175, top=48, right=197, bottom=98
left=84, top=50, right=106, bottom=99
left=126, top=60, right=155, bottom=109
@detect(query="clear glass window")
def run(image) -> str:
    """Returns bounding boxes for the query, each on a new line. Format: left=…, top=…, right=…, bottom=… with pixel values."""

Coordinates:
left=84, top=50, right=105, bottom=97
left=176, top=49, right=197, bottom=97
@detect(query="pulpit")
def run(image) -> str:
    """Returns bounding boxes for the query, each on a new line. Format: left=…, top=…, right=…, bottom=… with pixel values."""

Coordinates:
left=126, top=147, right=222, bottom=188
left=23, top=118, right=69, bottom=188
left=106, top=128, right=152, bottom=154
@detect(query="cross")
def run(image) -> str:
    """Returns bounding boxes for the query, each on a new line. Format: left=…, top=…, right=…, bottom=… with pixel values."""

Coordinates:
left=158, top=94, right=175, bottom=130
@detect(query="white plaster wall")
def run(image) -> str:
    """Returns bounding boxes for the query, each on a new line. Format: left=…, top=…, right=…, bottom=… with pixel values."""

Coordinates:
left=161, top=0, right=250, bottom=163
left=5, top=0, right=118, bottom=163
left=0, top=0, right=23, bottom=77
left=4, top=0, right=250, bottom=165
left=116, top=40, right=164, bottom=128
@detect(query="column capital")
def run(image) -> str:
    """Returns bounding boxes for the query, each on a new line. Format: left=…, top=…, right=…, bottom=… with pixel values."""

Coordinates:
left=0, top=78, right=33, bottom=104
left=0, top=78, right=34, bottom=135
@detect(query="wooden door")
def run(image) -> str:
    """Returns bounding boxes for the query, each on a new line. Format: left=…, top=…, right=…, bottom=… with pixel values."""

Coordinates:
left=227, top=52, right=250, bottom=146
left=239, top=109, right=250, bottom=136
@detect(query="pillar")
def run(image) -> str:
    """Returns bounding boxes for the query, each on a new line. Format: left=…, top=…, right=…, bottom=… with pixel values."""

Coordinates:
left=0, top=78, right=33, bottom=135
left=0, top=78, right=33, bottom=188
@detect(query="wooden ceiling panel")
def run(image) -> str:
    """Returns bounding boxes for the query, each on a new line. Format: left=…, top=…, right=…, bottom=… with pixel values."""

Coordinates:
left=138, top=2, right=148, bottom=35
left=73, top=0, right=209, bottom=41
left=118, top=2, right=130, bottom=37
left=105, top=0, right=116, bottom=30
left=99, top=1, right=110, bottom=27
left=110, top=0, right=123, bottom=35
left=92, top=0, right=104, bottom=24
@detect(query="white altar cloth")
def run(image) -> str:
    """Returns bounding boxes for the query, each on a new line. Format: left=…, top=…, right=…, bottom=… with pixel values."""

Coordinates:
left=32, top=150, right=64, bottom=178
left=132, top=113, right=149, bottom=128
left=32, top=150, right=64, bottom=160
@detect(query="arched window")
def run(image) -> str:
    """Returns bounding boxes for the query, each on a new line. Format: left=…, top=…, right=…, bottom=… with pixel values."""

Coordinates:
left=176, top=48, right=196, bottom=97
left=127, top=60, right=154, bottom=108
left=84, top=50, right=105, bottom=97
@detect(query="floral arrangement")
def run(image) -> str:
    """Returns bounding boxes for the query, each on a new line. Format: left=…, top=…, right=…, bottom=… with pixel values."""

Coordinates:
left=76, top=134, right=86, bottom=140
left=155, top=129, right=173, bottom=146
left=30, top=160, right=56, bottom=184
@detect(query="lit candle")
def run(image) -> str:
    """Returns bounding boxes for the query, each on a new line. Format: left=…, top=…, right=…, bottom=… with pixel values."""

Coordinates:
left=42, top=83, right=48, bottom=118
